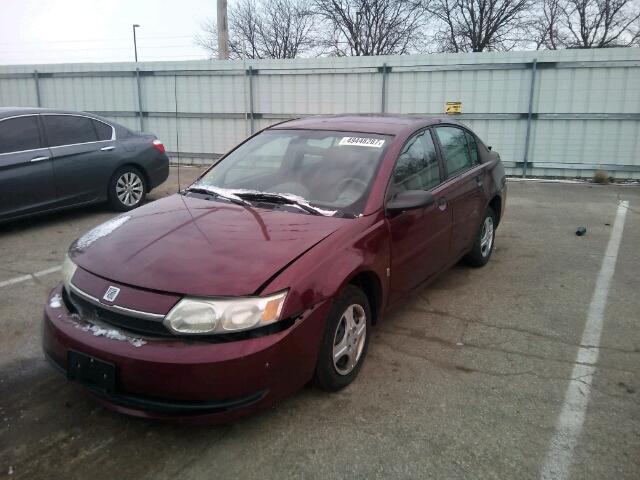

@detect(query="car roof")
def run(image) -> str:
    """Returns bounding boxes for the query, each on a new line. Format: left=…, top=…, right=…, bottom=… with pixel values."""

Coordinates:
left=0, top=107, right=103, bottom=119
left=269, top=114, right=463, bottom=136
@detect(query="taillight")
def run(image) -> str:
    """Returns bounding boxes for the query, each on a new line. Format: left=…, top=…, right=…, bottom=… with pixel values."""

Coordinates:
left=152, top=139, right=166, bottom=153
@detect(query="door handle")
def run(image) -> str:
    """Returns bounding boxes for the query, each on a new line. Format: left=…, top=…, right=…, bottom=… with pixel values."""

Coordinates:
left=30, top=156, right=49, bottom=162
left=437, top=197, right=447, bottom=211
left=100, top=146, right=115, bottom=151
left=475, top=175, right=483, bottom=187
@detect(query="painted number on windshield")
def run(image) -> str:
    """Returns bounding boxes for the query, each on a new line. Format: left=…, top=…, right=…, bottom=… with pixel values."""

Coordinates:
left=339, top=137, right=385, bottom=148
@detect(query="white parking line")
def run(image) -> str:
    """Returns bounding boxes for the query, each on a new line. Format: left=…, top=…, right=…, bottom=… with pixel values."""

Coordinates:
left=0, top=265, right=62, bottom=289
left=540, top=200, right=629, bottom=480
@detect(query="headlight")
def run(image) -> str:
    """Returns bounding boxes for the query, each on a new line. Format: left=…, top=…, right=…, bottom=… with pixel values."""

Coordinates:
left=163, top=291, right=288, bottom=335
left=61, top=254, right=77, bottom=293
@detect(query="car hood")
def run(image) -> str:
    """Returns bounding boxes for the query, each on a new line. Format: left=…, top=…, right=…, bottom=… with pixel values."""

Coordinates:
left=70, top=194, right=348, bottom=297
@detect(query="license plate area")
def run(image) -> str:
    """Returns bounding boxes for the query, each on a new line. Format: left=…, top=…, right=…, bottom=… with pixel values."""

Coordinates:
left=67, top=350, right=116, bottom=393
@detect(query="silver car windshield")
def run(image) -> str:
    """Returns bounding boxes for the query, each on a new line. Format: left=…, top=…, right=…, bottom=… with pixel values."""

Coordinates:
left=192, top=129, right=391, bottom=217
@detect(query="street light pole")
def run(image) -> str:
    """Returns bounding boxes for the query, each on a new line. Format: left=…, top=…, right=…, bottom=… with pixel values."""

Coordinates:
left=132, top=24, right=140, bottom=62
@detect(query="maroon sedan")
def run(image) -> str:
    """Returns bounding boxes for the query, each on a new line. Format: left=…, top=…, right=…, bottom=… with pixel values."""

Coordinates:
left=43, top=115, right=506, bottom=422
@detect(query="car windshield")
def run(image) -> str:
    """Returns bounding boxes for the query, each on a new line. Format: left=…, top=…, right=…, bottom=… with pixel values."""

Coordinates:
left=190, top=129, right=391, bottom=217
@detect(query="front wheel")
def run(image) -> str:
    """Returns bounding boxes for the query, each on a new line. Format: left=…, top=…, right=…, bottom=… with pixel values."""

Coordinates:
left=464, top=207, right=496, bottom=267
left=108, top=167, right=147, bottom=211
left=314, top=285, right=371, bottom=391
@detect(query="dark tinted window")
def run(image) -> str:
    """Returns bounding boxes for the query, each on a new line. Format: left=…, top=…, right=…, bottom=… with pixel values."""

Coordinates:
left=0, top=116, right=41, bottom=154
left=43, top=115, right=97, bottom=147
left=436, top=126, right=473, bottom=177
left=393, top=130, right=440, bottom=191
left=93, top=119, right=112, bottom=141
left=465, top=131, right=479, bottom=165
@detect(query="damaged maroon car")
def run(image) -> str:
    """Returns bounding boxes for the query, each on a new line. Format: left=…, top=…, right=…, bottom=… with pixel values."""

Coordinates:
left=43, top=114, right=506, bottom=422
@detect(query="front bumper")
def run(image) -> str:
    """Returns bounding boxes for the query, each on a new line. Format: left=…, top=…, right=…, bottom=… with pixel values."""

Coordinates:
left=43, top=283, right=330, bottom=422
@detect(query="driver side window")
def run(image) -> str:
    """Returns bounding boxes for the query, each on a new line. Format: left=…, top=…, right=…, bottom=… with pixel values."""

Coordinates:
left=392, top=130, right=441, bottom=193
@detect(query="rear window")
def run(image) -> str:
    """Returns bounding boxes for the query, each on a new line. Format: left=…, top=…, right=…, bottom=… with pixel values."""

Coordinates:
left=93, top=120, right=113, bottom=141
left=0, top=116, right=41, bottom=154
left=43, top=115, right=98, bottom=147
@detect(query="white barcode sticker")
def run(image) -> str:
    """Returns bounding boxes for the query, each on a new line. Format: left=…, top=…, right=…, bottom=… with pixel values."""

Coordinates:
left=339, top=137, right=385, bottom=148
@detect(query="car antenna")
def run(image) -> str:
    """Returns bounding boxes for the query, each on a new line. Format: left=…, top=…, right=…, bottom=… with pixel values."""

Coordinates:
left=174, top=74, right=181, bottom=192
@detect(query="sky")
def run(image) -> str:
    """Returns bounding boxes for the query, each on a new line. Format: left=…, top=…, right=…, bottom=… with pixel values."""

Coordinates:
left=0, top=0, right=218, bottom=65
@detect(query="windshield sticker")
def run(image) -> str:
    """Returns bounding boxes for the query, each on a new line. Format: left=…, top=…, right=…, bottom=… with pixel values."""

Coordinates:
left=339, top=137, right=385, bottom=148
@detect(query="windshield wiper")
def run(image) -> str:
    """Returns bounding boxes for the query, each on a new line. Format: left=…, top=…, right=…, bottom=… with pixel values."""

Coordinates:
left=184, top=187, right=250, bottom=207
left=236, top=192, right=324, bottom=216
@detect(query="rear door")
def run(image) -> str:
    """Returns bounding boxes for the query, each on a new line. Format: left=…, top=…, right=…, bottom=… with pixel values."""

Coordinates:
left=42, top=114, right=118, bottom=205
left=387, top=129, right=452, bottom=300
left=0, top=115, right=56, bottom=219
left=434, top=125, right=486, bottom=259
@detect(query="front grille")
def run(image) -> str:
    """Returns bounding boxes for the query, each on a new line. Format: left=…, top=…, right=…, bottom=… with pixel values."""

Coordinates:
left=64, top=288, right=172, bottom=337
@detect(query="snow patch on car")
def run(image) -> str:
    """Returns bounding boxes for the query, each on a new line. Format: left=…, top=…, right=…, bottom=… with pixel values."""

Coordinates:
left=75, top=215, right=130, bottom=250
left=49, top=294, right=63, bottom=308
left=64, top=315, right=147, bottom=347
left=190, top=183, right=337, bottom=217
left=78, top=323, right=147, bottom=347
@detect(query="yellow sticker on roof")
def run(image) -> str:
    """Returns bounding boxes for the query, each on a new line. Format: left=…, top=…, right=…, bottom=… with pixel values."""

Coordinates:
left=339, top=137, right=385, bottom=148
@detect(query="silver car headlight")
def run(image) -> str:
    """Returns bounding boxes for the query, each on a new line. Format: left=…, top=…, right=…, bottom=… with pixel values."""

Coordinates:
left=163, top=291, right=288, bottom=335
left=61, top=254, right=78, bottom=293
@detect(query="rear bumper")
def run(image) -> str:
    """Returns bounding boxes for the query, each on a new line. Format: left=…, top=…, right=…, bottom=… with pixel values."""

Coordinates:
left=146, top=154, right=169, bottom=191
left=43, top=283, right=330, bottom=423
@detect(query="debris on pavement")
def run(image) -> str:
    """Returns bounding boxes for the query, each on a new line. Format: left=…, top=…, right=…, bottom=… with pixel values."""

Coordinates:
left=575, top=226, right=587, bottom=236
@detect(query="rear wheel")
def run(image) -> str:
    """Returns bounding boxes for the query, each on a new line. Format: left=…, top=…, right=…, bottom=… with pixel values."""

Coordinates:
left=108, top=167, right=146, bottom=211
left=464, top=207, right=496, bottom=267
left=314, top=285, right=371, bottom=391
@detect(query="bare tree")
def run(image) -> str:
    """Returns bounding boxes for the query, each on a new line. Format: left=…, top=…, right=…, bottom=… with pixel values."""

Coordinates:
left=560, top=0, right=640, bottom=48
left=195, top=20, right=219, bottom=58
left=428, top=0, right=533, bottom=52
left=532, top=0, right=567, bottom=49
left=196, top=0, right=317, bottom=59
left=313, top=0, right=430, bottom=56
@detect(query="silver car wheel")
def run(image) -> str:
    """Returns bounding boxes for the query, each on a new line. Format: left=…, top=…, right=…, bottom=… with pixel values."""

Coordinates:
left=480, top=216, right=494, bottom=257
left=332, top=304, right=367, bottom=376
left=115, top=172, right=144, bottom=207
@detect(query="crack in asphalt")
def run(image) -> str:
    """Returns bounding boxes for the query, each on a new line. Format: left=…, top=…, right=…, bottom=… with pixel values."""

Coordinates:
left=372, top=336, right=640, bottom=407
left=406, top=303, right=640, bottom=354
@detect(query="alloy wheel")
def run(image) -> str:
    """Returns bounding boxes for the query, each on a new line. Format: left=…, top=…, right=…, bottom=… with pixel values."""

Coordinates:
left=116, top=172, right=144, bottom=207
left=332, top=304, right=367, bottom=376
left=480, top=216, right=494, bottom=257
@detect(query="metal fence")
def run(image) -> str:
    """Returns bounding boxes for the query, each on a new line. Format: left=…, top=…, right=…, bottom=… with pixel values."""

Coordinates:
left=1, top=48, right=639, bottom=178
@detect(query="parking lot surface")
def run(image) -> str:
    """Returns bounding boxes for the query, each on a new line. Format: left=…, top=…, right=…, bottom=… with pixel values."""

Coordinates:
left=0, top=168, right=638, bottom=480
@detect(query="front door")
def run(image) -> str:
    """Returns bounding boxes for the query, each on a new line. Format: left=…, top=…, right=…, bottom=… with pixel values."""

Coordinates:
left=0, top=114, right=56, bottom=219
left=387, top=129, right=452, bottom=302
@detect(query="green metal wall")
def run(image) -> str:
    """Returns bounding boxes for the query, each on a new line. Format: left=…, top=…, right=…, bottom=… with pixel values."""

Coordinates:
left=1, top=48, right=638, bottom=178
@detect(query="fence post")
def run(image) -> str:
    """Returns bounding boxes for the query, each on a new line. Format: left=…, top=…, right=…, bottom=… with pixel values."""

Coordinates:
left=522, top=59, right=537, bottom=178
left=380, top=63, right=390, bottom=113
left=33, top=70, right=41, bottom=107
left=246, top=66, right=255, bottom=134
left=135, top=67, right=144, bottom=131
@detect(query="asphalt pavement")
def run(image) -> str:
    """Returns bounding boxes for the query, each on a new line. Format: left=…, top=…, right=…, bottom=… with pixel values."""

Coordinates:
left=0, top=168, right=638, bottom=479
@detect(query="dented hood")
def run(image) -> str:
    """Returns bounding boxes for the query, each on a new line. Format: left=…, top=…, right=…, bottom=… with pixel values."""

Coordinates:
left=70, top=194, right=347, bottom=297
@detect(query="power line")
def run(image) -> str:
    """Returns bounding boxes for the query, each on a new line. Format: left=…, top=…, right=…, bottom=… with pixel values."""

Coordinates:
left=0, top=35, right=198, bottom=46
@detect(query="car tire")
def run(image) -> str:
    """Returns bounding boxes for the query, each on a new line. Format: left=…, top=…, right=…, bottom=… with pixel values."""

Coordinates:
left=314, top=285, right=371, bottom=391
left=464, top=206, right=496, bottom=268
left=108, top=167, right=147, bottom=211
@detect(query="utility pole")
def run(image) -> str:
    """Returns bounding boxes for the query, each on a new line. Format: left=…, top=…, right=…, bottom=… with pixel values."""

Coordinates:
left=217, top=0, right=229, bottom=60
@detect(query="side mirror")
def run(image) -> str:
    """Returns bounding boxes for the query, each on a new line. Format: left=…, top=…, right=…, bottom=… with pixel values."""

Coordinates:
left=487, top=145, right=492, bottom=150
left=386, top=190, right=435, bottom=212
